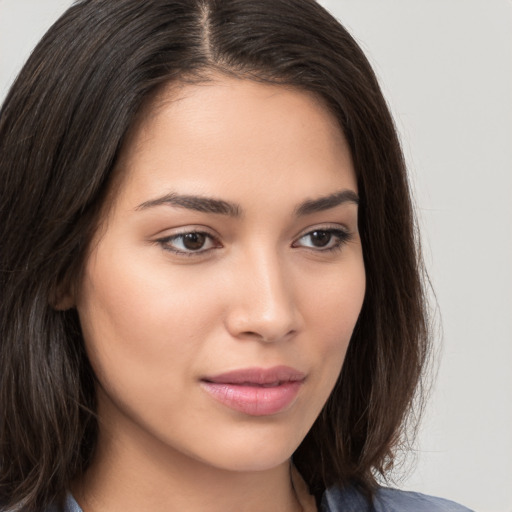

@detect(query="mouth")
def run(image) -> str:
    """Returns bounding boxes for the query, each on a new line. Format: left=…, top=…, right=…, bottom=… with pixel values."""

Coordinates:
left=200, top=366, right=306, bottom=416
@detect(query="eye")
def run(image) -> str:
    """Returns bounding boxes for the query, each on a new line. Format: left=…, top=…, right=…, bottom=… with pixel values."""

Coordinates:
left=293, top=228, right=351, bottom=252
left=157, top=231, right=219, bottom=255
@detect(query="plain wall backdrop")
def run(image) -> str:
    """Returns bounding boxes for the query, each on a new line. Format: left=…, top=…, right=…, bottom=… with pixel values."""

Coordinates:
left=1, top=1, right=511, bottom=511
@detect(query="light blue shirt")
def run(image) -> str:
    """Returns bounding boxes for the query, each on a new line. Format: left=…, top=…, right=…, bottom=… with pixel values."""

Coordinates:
left=57, top=486, right=474, bottom=512
left=321, top=485, right=475, bottom=511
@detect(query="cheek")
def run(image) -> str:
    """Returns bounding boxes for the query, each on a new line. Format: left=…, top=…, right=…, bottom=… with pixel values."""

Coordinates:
left=80, top=243, right=215, bottom=335
left=305, top=256, right=365, bottom=342
left=75, top=250, right=226, bottom=439
left=75, top=244, right=222, bottom=397
left=311, top=259, right=365, bottom=376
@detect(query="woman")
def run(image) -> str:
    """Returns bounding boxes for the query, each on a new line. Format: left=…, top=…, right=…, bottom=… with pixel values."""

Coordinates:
left=0, top=1, right=473, bottom=511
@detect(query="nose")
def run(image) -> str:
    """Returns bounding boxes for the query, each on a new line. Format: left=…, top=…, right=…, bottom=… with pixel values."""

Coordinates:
left=224, top=249, right=302, bottom=343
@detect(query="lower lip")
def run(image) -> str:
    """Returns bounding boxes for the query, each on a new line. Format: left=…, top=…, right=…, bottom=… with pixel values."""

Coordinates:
left=200, top=380, right=303, bottom=416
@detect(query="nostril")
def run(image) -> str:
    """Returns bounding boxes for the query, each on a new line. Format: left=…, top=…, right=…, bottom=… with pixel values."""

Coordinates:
left=224, top=293, right=301, bottom=343
left=241, top=329, right=297, bottom=344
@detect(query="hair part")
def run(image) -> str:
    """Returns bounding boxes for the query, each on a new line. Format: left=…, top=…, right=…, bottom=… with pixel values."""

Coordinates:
left=0, top=0, right=431, bottom=510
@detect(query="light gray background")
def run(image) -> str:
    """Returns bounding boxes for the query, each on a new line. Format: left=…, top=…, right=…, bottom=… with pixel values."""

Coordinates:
left=1, top=1, right=511, bottom=511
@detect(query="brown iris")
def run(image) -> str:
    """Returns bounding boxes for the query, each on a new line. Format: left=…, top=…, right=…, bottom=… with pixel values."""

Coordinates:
left=182, top=233, right=207, bottom=250
left=309, top=230, right=331, bottom=247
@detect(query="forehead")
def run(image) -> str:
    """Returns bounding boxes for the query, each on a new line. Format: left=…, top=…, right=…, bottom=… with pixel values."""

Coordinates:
left=112, top=75, right=356, bottom=209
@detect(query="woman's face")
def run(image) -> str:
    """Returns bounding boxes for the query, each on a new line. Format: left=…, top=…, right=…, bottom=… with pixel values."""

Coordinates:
left=75, top=76, right=365, bottom=473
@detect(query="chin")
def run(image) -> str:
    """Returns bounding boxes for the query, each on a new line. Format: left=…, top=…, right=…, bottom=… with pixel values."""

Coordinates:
left=177, top=424, right=305, bottom=474
left=202, top=447, right=295, bottom=473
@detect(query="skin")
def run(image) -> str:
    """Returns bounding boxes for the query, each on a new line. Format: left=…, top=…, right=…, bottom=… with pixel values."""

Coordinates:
left=72, top=76, right=366, bottom=512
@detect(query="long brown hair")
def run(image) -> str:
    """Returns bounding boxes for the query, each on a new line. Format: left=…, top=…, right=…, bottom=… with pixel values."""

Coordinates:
left=0, top=0, right=430, bottom=510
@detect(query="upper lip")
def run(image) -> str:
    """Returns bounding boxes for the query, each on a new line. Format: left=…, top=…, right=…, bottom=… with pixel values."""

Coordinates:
left=202, top=365, right=306, bottom=385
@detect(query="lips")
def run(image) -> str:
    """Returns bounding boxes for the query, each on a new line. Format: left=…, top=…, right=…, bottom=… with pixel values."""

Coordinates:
left=200, top=366, right=305, bottom=416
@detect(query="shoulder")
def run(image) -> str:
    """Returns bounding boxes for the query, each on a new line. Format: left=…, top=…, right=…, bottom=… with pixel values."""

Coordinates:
left=320, top=485, right=475, bottom=512
left=44, top=493, right=83, bottom=512
left=372, top=488, right=475, bottom=512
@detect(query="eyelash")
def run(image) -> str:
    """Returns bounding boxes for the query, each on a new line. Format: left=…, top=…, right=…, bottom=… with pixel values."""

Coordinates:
left=292, top=228, right=352, bottom=253
left=157, top=230, right=221, bottom=257
left=156, top=227, right=352, bottom=257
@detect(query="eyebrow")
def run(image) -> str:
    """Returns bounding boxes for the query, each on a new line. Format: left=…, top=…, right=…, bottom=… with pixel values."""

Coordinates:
left=294, top=190, right=359, bottom=216
left=136, top=189, right=359, bottom=217
left=136, top=192, right=242, bottom=216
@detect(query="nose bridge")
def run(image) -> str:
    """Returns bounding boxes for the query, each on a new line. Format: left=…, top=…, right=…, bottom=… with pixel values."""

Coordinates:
left=227, top=243, right=299, bottom=342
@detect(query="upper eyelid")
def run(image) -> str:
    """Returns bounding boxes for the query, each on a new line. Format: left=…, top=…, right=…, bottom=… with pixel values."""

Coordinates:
left=159, top=230, right=220, bottom=244
left=154, top=223, right=217, bottom=235
left=294, top=223, right=351, bottom=240
left=154, top=226, right=220, bottom=243
left=155, top=223, right=351, bottom=246
left=156, top=224, right=350, bottom=241
left=293, top=227, right=350, bottom=242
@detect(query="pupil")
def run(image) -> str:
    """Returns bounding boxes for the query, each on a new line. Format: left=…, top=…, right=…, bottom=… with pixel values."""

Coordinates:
left=183, top=233, right=205, bottom=250
left=311, top=230, right=331, bottom=247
